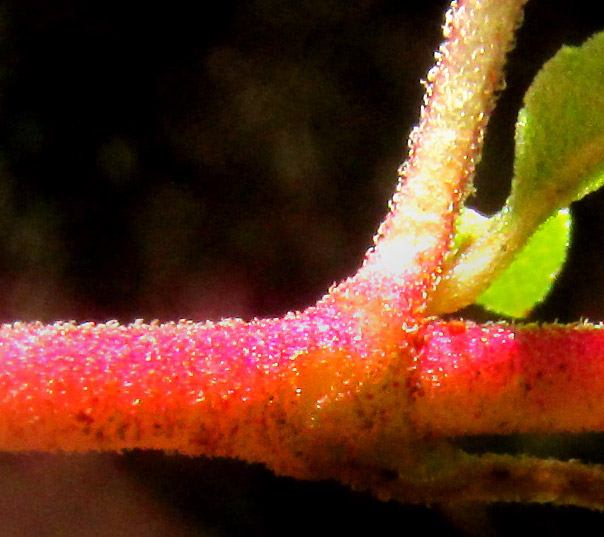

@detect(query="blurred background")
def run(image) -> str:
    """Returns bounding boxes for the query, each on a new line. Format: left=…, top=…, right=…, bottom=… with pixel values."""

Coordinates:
left=1, top=0, right=604, bottom=535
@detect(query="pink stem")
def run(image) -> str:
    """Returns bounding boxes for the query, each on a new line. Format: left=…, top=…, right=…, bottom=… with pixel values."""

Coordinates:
left=0, top=308, right=409, bottom=479
left=6, top=318, right=604, bottom=457
left=412, top=321, right=604, bottom=436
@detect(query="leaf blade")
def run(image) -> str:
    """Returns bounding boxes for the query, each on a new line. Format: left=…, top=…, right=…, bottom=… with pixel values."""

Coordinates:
left=476, top=209, right=571, bottom=318
left=511, top=30, right=604, bottom=220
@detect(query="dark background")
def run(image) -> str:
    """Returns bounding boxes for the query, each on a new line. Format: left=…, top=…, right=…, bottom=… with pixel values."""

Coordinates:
left=1, top=1, right=604, bottom=535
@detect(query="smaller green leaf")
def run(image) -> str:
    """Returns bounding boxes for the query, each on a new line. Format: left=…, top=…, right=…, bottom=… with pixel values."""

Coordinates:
left=476, top=208, right=571, bottom=318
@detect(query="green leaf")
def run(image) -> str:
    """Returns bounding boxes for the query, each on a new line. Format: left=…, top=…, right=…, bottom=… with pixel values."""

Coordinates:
left=476, top=208, right=571, bottom=318
left=510, top=30, right=604, bottom=223
left=428, top=30, right=604, bottom=317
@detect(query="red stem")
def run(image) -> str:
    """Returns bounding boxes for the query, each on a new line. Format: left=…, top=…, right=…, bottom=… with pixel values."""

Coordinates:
left=5, top=318, right=604, bottom=463
left=0, top=306, right=409, bottom=479
left=412, top=321, right=604, bottom=436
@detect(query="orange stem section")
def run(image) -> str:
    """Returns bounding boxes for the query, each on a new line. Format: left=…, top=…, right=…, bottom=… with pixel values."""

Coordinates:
left=0, top=311, right=412, bottom=479
left=412, top=321, right=604, bottom=436
left=3, top=317, right=604, bottom=477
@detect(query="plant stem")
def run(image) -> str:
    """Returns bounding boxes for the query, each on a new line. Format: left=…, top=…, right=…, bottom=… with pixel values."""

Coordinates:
left=412, top=321, right=604, bottom=436
left=0, top=316, right=411, bottom=480
left=364, top=0, right=527, bottom=317
left=356, top=452, right=604, bottom=510
left=5, top=319, right=604, bottom=464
